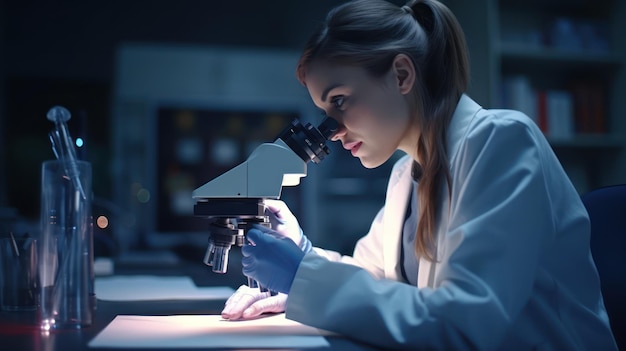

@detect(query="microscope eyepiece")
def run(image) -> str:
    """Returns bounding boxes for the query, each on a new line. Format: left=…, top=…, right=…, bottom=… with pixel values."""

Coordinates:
left=277, top=117, right=337, bottom=164
left=317, top=116, right=339, bottom=140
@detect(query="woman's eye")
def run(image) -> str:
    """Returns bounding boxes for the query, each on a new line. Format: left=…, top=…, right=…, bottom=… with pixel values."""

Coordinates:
left=331, top=96, right=345, bottom=109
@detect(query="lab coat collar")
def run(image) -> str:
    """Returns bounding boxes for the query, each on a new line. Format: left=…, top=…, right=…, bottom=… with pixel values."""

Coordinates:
left=382, top=156, right=413, bottom=279
left=447, top=94, right=483, bottom=165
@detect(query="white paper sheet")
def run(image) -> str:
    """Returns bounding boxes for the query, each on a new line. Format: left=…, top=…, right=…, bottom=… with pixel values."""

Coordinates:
left=88, top=313, right=332, bottom=349
left=95, top=275, right=234, bottom=301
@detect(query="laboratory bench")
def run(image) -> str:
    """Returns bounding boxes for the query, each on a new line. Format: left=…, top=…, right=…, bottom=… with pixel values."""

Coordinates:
left=0, top=251, right=381, bottom=351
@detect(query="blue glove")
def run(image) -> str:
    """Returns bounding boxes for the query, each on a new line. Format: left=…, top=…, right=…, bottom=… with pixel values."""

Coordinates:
left=264, top=200, right=313, bottom=253
left=241, top=225, right=305, bottom=294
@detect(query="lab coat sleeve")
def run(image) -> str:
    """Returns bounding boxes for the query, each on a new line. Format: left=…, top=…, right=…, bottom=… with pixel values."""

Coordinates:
left=308, top=207, right=387, bottom=279
left=286, top=113, right=556, bottom=350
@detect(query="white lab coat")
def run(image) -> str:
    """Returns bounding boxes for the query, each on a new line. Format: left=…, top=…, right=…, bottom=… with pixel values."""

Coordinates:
left=286, top=95, right=617, bottom=350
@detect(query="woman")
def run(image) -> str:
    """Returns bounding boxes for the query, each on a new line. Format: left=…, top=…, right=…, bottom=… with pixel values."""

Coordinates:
left=221, top=0, right=617, bottom=349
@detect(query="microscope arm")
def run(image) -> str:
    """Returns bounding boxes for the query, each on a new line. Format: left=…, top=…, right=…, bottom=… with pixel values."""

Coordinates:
left=192, top=139, right=306, bottom=200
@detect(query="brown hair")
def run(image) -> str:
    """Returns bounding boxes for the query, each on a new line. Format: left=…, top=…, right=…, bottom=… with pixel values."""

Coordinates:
left=296, top=0, right=469, bottom=261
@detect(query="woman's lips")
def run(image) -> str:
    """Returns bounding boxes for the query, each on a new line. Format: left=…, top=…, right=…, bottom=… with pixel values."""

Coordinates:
left=345, top=141, right=362, bottom=156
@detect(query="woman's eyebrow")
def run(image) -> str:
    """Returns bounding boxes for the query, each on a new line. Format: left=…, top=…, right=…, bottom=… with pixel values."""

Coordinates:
left=321, top=84, right=342, bottom=102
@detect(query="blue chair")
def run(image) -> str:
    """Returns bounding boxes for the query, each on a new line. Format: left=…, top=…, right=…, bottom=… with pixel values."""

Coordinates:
left=581, top=184, right=626, bottom=350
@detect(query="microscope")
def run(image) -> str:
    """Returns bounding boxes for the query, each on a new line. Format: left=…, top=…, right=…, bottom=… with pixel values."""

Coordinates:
left=192, top=117, right=337, bottom=287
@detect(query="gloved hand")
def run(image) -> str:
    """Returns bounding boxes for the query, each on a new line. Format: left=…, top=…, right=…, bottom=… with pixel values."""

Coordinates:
left=264, top=199, right=312, bottom=253
left=221, top=285, right=287, bottom=320
left=242, top=226, right=305, bottom=294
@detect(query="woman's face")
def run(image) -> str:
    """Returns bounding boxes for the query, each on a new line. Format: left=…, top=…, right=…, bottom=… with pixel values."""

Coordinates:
left=304, top=59, right=418, bottom=168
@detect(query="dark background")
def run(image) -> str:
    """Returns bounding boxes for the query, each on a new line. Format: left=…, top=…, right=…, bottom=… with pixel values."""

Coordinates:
left=0, top=0, right=350, bottom=220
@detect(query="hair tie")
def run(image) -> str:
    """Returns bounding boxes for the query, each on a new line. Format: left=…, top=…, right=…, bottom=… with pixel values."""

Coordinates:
left=401, top=5, right=414, bottom=16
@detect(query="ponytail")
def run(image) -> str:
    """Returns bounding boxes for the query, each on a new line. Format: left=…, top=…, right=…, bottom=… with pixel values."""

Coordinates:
left=404, top=0, right=469, bottom=261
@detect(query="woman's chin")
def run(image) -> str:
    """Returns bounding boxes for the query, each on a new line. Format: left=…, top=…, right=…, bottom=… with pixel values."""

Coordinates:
left=358, top=156, right=385, bottom=169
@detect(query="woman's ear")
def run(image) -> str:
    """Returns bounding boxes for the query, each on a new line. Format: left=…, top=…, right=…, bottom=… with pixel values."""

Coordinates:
left=392, top=54, right=416, bottom=95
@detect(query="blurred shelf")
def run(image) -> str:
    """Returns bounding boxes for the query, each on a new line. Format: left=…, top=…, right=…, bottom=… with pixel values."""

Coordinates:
left=499, top=0, right=614, bottom=15
left=548, top=134, right=625, bottom=149
left=500, top=43, right=623, bottom=70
